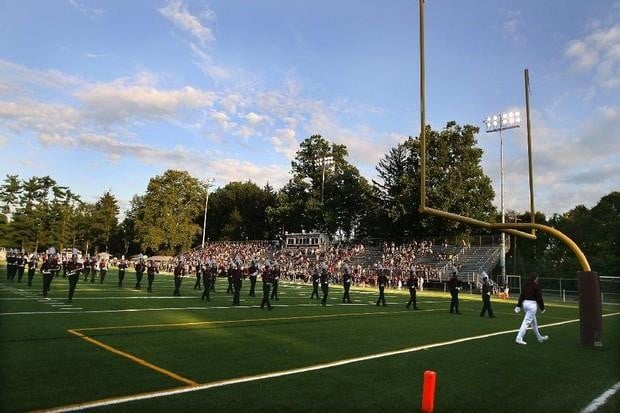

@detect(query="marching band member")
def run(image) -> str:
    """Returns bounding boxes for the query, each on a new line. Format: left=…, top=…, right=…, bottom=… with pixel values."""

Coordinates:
left=90, top=255, right=98, bottom=283
left=99, top=258, right=108, bottom=284
left=16, top=251, right=26, bottom=283
left=82, top=254, right=91, bottom=281
left=342, top=264, right=352, bottom=304
left=147, top=259, right=159, bottom=292
left=118, top=255, right=127, bottom=287
left=173, top=257, right=185, bottom=296
left=135, top=255, right=146, bottom=289
left=27, top=253, right=38, bottom=286
left=40, top=247, right=60, bottom=297
left=66, top=249, right=84, bottom=301
left=260, top=260, right=273, bottom=310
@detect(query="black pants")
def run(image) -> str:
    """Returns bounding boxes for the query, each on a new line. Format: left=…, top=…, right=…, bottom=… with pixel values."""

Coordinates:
left=202, top=277, right=211, bottom=301
left=227, top=278, right=233, bottom=294
left=90, top=270, right=97, bottom=283
left=135, top=272, right=143, bottom=289
left=311, top=283, right=320, bottom=299
left=210, top=277, right=216, bottom=292
left=450, top=290, right=460, bottom=313
left=173, top=276, right=182, bottom=296
left=68, top=273, right=79, bottom=300
left=233, top=279, right=242, bottom=305
left=17, top=267, right=25, bottom=283
left=83, top=268, right=90, bottom=281
left=261, top=283, right=272, bottom=309
left=480, top=296, right=494, bottom=317
left=99, top=269, right=107, bottom=284
left=42, top=272, right=55, bottom=297
left=406, top=289, right=418, bottom=309
left=249, top=276, right=257, bottom=296
left=376, top=286, right=386, bottom=306
left=118, top=270, right=125, bottom=287
left=321, top=285, right=329, bottom=306
left=194, top=274, right=201, bottom=289
left=147, top=274, right=155, bottom=292
left=271, top=281, right=279, bottom=300
left=343, top=283, right=351, bottom=303
left=28, top=269, right=35, bottom=286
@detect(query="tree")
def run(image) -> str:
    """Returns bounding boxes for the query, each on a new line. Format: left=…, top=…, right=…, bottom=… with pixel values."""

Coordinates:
left=91, top=191, right=120, bottom=252
left=274, top=135, right=372, bottom=238
left=373, top=122, right=496, bottom=238
left=134, top=170, right=205, bottom=255
left=207, top=181, right=278, bottom=241
left=0, top=174, right=21, bottom=222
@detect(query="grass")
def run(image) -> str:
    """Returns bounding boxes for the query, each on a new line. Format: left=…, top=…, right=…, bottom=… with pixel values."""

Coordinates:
left=0, top=267, right=618, bottom=412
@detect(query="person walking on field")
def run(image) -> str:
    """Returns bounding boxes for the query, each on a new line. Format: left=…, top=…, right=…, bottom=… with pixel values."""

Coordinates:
left=406, top=267, right=419, bottom=310
left=479, top=272, right=495, bottom=318
left=447, top=267, right=461, bottom=314
left=515, top=272, right=548, bottom=345
left=376, top=268, right=388, bottom=307
left=261, top=261, right=273, bottom=310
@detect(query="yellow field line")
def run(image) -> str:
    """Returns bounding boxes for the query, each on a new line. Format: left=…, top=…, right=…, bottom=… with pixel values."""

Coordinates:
left=76, top=309, right=424, bottom=332
left=67, top=329, right=199, bottom=387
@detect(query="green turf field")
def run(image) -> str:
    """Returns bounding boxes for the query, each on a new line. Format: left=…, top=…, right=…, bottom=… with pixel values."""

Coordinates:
left=0, top=267, right=618, bottom=412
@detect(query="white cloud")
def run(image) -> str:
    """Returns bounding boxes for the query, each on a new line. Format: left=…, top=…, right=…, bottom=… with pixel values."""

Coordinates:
left=245, top=112, right=264, bottom=124
left=0, top=59, right=82, bottom=91
left=68, top=0, right=105, bottom=19
left=211, top=110, right=230, bottom=129
left=501, top=10, right=525, bottom=44
left=0, top=100, right=81, bottom=134
left=565, top=23, right=620, bottom=89
left=76, top=80, right=216, bottom=123
left=158, top=0, right=214, bottom=46
left=271, top=128, right=298, bottom=159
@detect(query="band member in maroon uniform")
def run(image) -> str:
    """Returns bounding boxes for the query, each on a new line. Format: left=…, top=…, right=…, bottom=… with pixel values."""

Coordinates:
left=99, top=258, right=108, bottom=284
left=16, top=252, right=26, bottom=283
left=118, top=255, right=128, bottom=287
left=376, top=268, right=388, bottom=307
left=40, top=248, right=60, bottom=297
left=173, top=257, right=185, bottom=296
left=135, top=255, right=146, bottom=289
left=320, top=264, right=330, bottom=306
left=82, top=255, right=91, bottom=281
left=447, top=267, right=461, bottom=314
left=261, top=261, right=273, bottom=310
left=147, top=259, right=159, bottom=293
left=90, top=256, right=98, bottom=283
left=515, top=273, right=548, bottom=345
left=480, top=272, right=495, bottom=318
left=66, top=250, right=84, bottom=301
left=27, top=253, right=38, bottom=286
left=342, top=264, right=352, bottom=304
left=232, top=261, right=243, bottom=306
left=406, top=267, right=420, bottom=310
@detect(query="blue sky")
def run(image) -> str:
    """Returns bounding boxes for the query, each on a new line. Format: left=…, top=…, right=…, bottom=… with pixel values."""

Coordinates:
left=1, top=0, right=619, bottom=218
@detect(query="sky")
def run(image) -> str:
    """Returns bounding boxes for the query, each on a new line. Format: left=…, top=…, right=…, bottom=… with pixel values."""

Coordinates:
left=1, top=0, right=619, bottom=219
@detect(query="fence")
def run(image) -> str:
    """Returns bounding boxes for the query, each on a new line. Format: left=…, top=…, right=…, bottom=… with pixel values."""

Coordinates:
left=503, top=275, right=619, bottom=304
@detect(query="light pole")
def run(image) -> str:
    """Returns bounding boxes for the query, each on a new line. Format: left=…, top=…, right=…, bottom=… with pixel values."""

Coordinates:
left=201, top=177, right=215, bottom=249
left=320, top=154, right=334, bottom=205
left=483, top=112, right=520, bottom=286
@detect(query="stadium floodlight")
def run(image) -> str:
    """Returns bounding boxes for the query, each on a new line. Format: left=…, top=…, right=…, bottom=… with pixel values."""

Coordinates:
left=201, top=177, right=215, bottom=249
left=320, top=154, right=334, bottom=205
left=483, top=110, right=521, bottom=286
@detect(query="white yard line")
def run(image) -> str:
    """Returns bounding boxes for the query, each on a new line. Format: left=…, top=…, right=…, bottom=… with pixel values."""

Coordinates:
left=580, top=381, right=620, bottom=413
left=40, top=315, right=620, bottom=413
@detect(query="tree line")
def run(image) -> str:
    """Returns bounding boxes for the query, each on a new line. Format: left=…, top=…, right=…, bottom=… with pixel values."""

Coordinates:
left=1, top=122, right=618, bottom=276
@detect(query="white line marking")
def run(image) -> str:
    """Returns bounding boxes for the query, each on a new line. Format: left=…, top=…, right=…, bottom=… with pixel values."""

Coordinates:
left=580, top=381, right=620, bottom=413
left=40, top=313, right=620, bottom=412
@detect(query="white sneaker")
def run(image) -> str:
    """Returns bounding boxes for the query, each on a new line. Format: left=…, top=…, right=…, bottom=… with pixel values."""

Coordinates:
left=515, top=339, right=527, bottom=345
left=538, top=335, right=549, bottom=343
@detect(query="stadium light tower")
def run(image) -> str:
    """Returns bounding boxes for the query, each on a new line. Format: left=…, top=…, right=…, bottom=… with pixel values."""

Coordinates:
left=201, top=177, right=215, bottom=249
left=320, top=154, right=334, bottom=205
left=483, top=111, right=520, bottom=286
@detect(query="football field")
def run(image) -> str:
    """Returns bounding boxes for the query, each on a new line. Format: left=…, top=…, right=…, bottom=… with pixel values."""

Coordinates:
left=1, top=268, right=619, bottom=412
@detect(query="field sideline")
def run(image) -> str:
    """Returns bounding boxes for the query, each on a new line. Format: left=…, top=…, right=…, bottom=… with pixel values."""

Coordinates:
left=1, top=268, right=619, bottom=412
